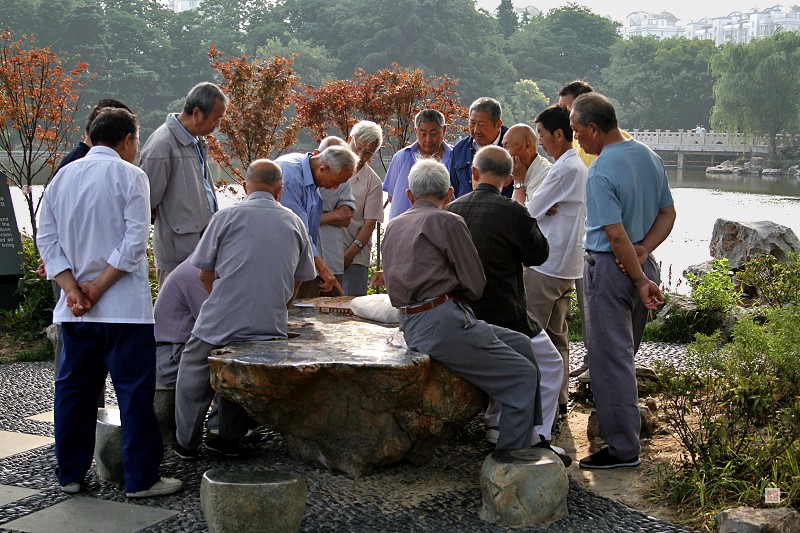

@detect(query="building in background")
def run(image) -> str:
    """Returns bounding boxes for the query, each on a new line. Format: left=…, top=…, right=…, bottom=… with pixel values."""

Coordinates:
left=169, top=0, right=201, bottom=12
left=623, top=11, right=682, bottom=39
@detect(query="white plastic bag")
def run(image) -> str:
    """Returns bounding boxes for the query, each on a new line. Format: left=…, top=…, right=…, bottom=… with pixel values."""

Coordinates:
left=349, top=294, right=399, bottom=324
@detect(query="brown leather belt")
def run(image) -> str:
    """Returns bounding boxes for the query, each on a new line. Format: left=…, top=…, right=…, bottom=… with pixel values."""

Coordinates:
left=398, top=294, right=455, bottom=315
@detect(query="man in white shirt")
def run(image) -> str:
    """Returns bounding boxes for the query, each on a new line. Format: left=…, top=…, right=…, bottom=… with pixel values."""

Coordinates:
left=37, top=108, right=182, bottom=499
left=502, top=123, right=553, bottom=202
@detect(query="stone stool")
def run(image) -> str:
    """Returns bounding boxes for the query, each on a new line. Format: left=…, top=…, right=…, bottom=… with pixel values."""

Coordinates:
left=200, top=469, right=307, bottom=533
left=479, top=448, right=569, bottom=527
left=94, top=408, right=124, bottom=486
left=153, top=388, right=176, bottom=444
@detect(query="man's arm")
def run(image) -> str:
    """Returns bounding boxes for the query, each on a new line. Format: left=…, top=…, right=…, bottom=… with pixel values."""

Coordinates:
left=446, top=217, right=486, bottom=301
left=199, top=269, right=215, bottom=294
left=320, top=204, right=354, bottom=227
left=139, top=139, right=172, bottom=220
left=511, top=155, right=528, bottom=205
left=315, top=256, right=343, bottom=295
left=605, top=223, right=664, bottom=310
left=617, top=204, right=677, bottom=273
left=54, top=270, right=92, bottom=316
left=78, top=265, right=126, bottom=304
left=344, top=219, right=377, bottom=268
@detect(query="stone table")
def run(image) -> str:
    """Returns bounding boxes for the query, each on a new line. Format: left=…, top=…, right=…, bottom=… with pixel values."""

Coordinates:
left=208, top=309, right=487, bottom=477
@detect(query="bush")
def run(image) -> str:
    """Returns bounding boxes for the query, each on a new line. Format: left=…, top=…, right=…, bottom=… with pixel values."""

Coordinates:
left=736, top=252, right=800, bottom=308
left=656, top=305, right=800, bottom=527
left=0, top=236, right=55, bottom=339
left=686, top=258, right=742, bottom=312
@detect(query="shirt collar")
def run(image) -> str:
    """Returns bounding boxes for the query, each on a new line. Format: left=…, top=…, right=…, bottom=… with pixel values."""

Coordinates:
left=471, top=130, right=502, bottom=151
left=167, top=114, right=199, bottom=147
left=245, top=191, right=276, bottom=201
left=474, top=182, right=501, bottom=194
left=301, top=153, right=316, bottom=188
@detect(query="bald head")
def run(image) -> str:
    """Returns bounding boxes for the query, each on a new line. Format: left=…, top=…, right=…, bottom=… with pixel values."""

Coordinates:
left=245, top=159, right=283, bottom=198
left=501, top=123, right=538, bottom=165
left=472, top=145, right=512, bottom=190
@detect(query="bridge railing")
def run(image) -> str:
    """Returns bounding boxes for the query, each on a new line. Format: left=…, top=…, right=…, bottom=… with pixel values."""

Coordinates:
left=628, top=130, right=800, bottom=154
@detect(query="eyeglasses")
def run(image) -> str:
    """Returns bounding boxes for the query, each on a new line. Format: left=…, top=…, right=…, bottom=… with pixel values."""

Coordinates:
left=352, top=142, right=377, bottom=159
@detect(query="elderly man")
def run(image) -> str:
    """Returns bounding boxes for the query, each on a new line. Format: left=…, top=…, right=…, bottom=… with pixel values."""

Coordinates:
left=276, top=146, right=359, bottom=298
left=173, top=159, right=317, bottom=459
left=383, top=158, right=542, bottom=451
left=140, top=82, right=228, bottom=286
left=502, top=123, right=553, bottom=203
left=37, top=108, right=182, bottom=498
left=449, top=97, right=511, bottom=198
left=522, top=105, right=587, bottom=421
left=446, top=146, right=566, bottom=456
left=570, top=93, right=675, bottom=469
left=383, top=109, right=452, bottom=220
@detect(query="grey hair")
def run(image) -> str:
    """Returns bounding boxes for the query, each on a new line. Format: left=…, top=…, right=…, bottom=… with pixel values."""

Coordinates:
left=571, top=92, right=618, bottom=133
left=469, top=97, right=502, bottom=123
left=414, top=109, right=446, bottom=128
left=408, top=159, right=450, bottom=200
left=246, top=159, right=282, bottom=186
left=317, top=145, right=358, bottom=173
left=318, top=136, right=347, bottom=151
left=473, top=146, right=512, bottom=179
left=350, top=120, right=383, bottom=149
left=183, top=82, right=229, bottom=116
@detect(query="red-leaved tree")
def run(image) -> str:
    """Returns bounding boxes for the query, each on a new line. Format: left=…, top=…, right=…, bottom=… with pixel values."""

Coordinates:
left=206, top=46, right=299, bottom=182
left=293, top=63, right=466, bottom=169
left=0, top=30, right=92, bottom=242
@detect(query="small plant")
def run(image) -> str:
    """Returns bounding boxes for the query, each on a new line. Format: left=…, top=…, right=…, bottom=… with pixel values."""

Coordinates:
left=0, top=235, right=55, bottom=340
left=686, top=258, right=742, bottom=312
left=736, top=252, right=800, bottom=308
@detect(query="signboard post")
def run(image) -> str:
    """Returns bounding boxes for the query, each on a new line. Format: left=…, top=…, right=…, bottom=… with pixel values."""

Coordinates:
left=0, top=172, right=24, bottom=311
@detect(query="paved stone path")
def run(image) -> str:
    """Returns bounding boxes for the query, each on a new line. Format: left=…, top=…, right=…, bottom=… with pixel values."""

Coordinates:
left=0, top=343, right=697, bottom=532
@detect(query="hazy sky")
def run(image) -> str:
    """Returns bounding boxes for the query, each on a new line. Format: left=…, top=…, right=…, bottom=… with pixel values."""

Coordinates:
left=477, top=1, right=773, bottom=24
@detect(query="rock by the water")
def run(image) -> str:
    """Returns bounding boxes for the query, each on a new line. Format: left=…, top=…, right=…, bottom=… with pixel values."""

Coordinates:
left=208, top=310, right=487, bottom=477
left=479, top=448, right=568, bottom=527
left=710, top=219, right=800, bottom=269
left=716, top=506, right=800, bottom=533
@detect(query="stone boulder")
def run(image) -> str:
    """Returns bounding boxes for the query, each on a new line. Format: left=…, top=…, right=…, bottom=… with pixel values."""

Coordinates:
left=716, top=506, right=800, bottom=533
left=209, top=310, right=487, bottom=478
left=710, top=219, right=800, bottom=269
left=587, top=405, right=659, bottom=447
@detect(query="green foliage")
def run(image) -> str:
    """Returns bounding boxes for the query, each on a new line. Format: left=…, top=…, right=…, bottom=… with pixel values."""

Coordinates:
left=501, top=79, right=550, bottom=124
left=686, top=258, right=742, bottom=312
left=0, top=235, right=54, bottom=339
left=736, top=252, right=800, bottom=309
left=495, top=0, right=518, bottom=39
left=656, top=306, right=800, bottom=525
left=711, top=31, right=800, bottom=153
left=257, top=37, right=339, bottom=88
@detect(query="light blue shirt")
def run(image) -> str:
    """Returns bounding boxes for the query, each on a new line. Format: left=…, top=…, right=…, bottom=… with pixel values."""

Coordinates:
left=584, top=139, right=673, bottom=252
left=37, top=146, right=153, bottom=324
left=173, top=117, right=217, bottom=214
left=383, top=141, right=452, bottom=220
left=276, top=152, right=322, bottom=256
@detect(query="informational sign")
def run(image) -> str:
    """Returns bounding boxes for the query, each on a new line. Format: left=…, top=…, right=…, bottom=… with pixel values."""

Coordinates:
left=0, top=172, right=24, bottom=310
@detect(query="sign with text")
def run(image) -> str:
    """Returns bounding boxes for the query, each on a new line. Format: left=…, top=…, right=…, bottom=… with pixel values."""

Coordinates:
left=0, top=172, right=24, bottom=311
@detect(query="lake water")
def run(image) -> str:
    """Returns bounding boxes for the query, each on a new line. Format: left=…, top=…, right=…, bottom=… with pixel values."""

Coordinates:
left=10, top=167, right=800, bottom=292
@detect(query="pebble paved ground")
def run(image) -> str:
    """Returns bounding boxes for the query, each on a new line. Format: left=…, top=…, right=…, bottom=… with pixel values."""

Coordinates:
left=0, top=342, right=697, bottom=532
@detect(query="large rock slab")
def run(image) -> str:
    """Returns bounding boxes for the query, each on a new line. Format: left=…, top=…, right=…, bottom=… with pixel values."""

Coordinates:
left=208, top=310, right=487, bottom=477
left=710, top=219, right=800, bottom=269
left=716, top=506, right=800, bottom=533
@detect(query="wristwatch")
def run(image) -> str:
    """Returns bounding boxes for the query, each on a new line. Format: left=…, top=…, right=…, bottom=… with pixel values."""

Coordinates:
left=353, top=239, right=364, bottom=249
left=512, top=182, right=525, bottom=189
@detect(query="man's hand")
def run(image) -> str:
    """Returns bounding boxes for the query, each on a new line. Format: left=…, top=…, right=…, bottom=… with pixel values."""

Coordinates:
left=65, top=287, right=92, bottom=317
left=546, top=204, right=558, bottom=216
left=637, top=278, right=665, bottom=310
left=320, top=205, right=354, bottom=228
left=371, top=270, right=385, bottom=287
left=318, top=273, right=343, bottom=295
left=511, top=155, right=529, bottom=181
left=343, top=245, right=358, bottom=269
left=36, top=258, right=47, bottom=278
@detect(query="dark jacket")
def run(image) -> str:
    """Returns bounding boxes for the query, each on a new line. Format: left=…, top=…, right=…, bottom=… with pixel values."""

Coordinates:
left=448, top=125, right=511, bottom=198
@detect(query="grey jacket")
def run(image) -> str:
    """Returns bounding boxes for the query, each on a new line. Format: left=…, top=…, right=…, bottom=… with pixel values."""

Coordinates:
left=140, top=114, right=217, bottom=271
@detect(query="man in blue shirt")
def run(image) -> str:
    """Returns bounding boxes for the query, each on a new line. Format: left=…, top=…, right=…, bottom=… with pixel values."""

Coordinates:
left=570, top=93, right=675, bottom=470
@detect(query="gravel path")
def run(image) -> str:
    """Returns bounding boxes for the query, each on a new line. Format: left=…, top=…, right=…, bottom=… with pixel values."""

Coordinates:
left=0, top=342, right=697, bottom=532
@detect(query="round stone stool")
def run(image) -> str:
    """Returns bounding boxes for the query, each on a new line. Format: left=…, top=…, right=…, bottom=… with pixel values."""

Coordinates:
left=200, top=469, right=307, bottom=533
left=94, top=408, right=124, bottom=486
left=479, top=448, right=568, bottom=527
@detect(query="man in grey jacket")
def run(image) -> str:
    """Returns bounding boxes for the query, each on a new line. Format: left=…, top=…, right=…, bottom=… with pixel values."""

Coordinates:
left=140, top=82, right=228, bottom=286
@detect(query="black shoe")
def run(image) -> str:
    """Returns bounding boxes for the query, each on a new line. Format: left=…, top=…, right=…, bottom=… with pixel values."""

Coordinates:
left=173, top=442, right=199, bottom=461
left=533, top=438, right=572, bottom=467
left=579, top=447, right=640, bottom=469
left=205, top=436, right=242, bottom=458
left=558, top=403, right=568, bottom=419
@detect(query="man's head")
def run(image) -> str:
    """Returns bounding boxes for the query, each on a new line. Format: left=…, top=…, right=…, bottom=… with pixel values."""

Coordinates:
left=569, top=92, right=618, bottom=156
left=312, top=145, right=358, bottom=189
left=245, top=159, right=283, bottom=200
left=472, top=145, right=512, bottom=191
left=414, top=109, right=447, bottom=157
left=89, top=108, right=139, bottom=164
left=406, top=158, right=453, bottom=207
left=534, top=105, right=573, bottom=158
left=468, top=97, right=502, bottom=147
left=85, top=98, right=132, bottom=136
left=181, top=82, right=228, bottom=136
left=501, top=123, right=538, bottom=164
left=348, top=120, right=383, bottom=172
left=316, top=136, right=347, bottom=153
left=557, top=80, right=594, bottom=110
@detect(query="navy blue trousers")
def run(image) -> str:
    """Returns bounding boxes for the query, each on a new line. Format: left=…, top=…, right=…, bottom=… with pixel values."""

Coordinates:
left=56, top=323, right=163, bottom=493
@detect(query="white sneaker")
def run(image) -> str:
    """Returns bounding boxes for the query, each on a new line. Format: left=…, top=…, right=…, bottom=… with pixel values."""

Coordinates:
left=485, top=427, right=500, bottom=444
left=126, top=476, right=183, bottom=498
left=550, top=444, right=566, bottom=455
left=60, top=482, right=80, bottom=494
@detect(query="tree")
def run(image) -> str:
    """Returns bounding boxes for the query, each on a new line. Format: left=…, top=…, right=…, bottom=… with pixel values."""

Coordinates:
left=501, top=79, right=550, bottom=124
left=293, top=63, right=466, bottom=168
left=711, top=31, right=800, bottom=153
left=257, top=37, right=340, bottom=88
left=0, top=30, right=92, bottom=242
left=602, top=36, right=716, bottom=130
left=206, top=46, right=299, bottom=181
left=496, top=0, right=518, bottom=38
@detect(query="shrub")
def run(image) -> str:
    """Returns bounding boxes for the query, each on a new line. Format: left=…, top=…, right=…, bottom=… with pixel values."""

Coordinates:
left=736, top=252, right=800, bottom=308
left=686, top=258, right=742, bottom=312
left=0, top=236, right=55, bottom=339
